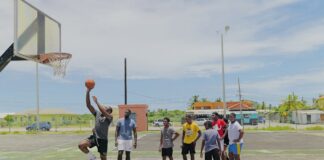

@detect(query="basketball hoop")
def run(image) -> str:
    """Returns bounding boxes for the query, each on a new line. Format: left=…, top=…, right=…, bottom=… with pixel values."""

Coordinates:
left=38, top=52, right=72, bottom=78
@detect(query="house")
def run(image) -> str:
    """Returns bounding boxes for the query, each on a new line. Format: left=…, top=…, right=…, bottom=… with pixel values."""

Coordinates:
left=193, top=101, right=254, bottom=110
left=291, top=110, right=324, bottom=124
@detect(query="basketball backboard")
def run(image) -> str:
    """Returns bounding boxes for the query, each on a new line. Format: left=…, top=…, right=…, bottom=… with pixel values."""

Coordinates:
left=14, top=0, right=61, bottom=62
left=0, top=0, right=70, bottom=76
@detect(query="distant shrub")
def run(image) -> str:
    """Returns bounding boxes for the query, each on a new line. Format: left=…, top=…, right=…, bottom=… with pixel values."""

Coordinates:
left=305, top=126, right=324, bottom=130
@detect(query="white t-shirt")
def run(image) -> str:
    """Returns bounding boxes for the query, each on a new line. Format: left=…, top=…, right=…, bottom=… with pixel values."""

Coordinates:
left=228, top=121, right=243, bottom=144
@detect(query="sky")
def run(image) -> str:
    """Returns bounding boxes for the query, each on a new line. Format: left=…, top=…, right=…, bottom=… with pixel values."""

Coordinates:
left=0, top=0, right=324, bottom=114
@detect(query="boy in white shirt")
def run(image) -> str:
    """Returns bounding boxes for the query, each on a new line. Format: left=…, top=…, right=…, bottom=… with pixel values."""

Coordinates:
left=227, top=113, right=244, bottom=160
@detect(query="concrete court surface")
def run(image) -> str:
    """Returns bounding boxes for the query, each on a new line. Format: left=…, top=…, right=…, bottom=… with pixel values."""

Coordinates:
left=0, top=131, right=324, bottom=160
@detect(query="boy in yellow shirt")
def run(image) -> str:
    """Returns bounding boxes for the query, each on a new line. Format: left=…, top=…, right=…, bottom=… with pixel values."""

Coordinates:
left=182, top=115, right=201, bottom=160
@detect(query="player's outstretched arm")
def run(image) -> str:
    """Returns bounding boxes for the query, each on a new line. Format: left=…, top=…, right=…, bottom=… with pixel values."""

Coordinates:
left=86, top=89, right=96, bottom=115
left=92, top=96, right=112, bottom=120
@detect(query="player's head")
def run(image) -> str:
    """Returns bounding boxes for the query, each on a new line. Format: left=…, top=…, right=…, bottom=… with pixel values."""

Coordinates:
left=185, top=114, right=193, bottom=123
left=124, top=109, right=131, bottom=119
left=229, top=113, right=236, bottom=122
left=105, top=106, right=112, bottom=114
left=204, top=120, right=212, bottom=129
left=163, top=117, right=170, bottom=127
left=211, top=112, right=219, bottom=120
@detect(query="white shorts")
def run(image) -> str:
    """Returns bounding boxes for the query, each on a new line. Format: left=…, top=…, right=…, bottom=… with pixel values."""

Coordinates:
left=118, top=139, right=133, bottom=151
left=220, top=139, right=224, bottom=151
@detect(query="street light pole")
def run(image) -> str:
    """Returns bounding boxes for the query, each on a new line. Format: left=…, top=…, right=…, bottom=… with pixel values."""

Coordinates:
left=221, top=25, right=230, bottom=117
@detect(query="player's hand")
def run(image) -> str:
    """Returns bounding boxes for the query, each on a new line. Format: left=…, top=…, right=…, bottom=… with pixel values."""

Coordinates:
left=115, top=141, right=118, bottom=147
left=200, top=152, right=203, bottom=158
left=133, top=142, right=137, bottom=149
left=234, top=139, right=239, bottom=143
left=87, top=88, right=92, bottom=92
left=92, top=96, right=98, bottom=102
left=158, top=146, right=162, bottom=152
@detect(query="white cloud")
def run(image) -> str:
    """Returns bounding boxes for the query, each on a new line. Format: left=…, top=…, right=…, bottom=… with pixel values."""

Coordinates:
left=2, top=0, right=323, bottom=80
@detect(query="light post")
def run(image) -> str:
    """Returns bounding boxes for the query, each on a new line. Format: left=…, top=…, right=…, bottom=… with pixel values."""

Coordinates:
left=220, top=25, right=230, bottom=117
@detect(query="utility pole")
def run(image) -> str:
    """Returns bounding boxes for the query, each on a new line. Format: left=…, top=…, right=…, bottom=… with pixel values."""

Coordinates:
left=238, top=77, right=243, bottom=129
left=293, top=92, right=297, bottom=131
left=268, top=104, right=272, bottom=128
left=220, top=25, right=230, bottom=117
left=36, top=62, right=40, bottom=131
left=124, top=58, right=127, bottom=105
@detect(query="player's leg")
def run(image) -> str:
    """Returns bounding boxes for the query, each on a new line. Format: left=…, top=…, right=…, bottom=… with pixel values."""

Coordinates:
left=98, top=139, right=108, bottom=160
left=78, top=135, right=96, bottom=160
left=126, top=151, right=131, bottom=160
left=117, top=150, right=124, bottom=160
left=182, top=144, right=189, bottom=160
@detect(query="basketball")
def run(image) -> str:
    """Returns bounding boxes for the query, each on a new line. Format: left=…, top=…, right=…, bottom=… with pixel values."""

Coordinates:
left=85, top=79, right=95, bottom=89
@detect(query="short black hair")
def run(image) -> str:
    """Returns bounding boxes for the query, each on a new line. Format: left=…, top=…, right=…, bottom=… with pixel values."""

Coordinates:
left=186, top=114, right=193, bottom=119
left=164, top=117, right=170, bottom=122
left=106, top=106, right=113, bottom=113
left=230, top=113, right=236, bottom=117
left=212, top=112, right=219, bottom=117
left=204, top=120, right=212, bottom=128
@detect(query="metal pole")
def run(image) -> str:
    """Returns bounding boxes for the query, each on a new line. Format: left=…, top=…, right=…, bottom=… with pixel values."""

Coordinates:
left=268, top=104, right=271, bottom=128
left=36, top=62, right=40, bottom=131
left=124, top=58, right=127, bottom=105
left=221, top=34, right=227, bottom=117
left=293, top=92, right=297, bottom=131
left=238, top=77, right=243, bottom=129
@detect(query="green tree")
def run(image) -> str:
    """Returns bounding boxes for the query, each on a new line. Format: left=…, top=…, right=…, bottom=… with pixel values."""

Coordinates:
left=278, top=93, right=306, bottom=122
left=201, top=98, right=209, bottom=102
left=215, top=97, right=222, bottom=102
left=4, top=115, right=14, bottom=132
left=188, top=95, right=199, bottom=109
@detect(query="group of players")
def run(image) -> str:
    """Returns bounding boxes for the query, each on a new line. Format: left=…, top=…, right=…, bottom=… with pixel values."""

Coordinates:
left=78, top=87, right=244, bottom=160
left=160, top=113, right=244, bottom=160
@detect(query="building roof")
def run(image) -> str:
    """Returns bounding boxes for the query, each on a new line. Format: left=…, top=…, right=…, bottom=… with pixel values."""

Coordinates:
left=193, top=101, right=253, bottom=110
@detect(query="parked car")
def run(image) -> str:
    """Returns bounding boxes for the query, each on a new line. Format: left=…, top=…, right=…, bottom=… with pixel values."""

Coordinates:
left=153, top=119, right=164, bottom=127
left=195, top=118, right=208, bottom=126
left=152, top=119, right=172, bottom=127
left=26, top=122, right=51, bottom=131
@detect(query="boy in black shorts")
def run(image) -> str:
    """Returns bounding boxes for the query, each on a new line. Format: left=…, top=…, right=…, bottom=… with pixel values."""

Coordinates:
left=159, top=117, right=179, bottom=160
left=78, top=88, right=113, bottom=160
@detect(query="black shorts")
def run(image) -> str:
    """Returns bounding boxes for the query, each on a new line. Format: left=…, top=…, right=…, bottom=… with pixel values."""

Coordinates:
left=224, top=134, right=229, bottom=146
left=87, top=135, right=108, bottom=155
left=162, top=147, right=173, bottom=157
left=182, top=143, right=196, bottom=155
left=205, top=148, right=220, bottom=160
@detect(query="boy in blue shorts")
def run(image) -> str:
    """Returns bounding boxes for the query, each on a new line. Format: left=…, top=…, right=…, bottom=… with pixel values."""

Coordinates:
left=227, top=113, right=244, bottom=160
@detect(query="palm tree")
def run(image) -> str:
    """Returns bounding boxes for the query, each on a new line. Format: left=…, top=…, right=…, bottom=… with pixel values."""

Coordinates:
left=278, top=93, right=305, bottom=122
left=188, top=95, right=200, bottom=109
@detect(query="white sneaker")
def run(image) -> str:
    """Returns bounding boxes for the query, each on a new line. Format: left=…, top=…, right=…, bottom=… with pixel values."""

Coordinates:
left=87, top=154, right=96, bottom=160
left=88, top=156, right=96, bottom=160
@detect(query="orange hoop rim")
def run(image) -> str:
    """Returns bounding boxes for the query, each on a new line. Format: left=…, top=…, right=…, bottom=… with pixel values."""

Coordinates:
left=38, top=52, right=72, bottom=64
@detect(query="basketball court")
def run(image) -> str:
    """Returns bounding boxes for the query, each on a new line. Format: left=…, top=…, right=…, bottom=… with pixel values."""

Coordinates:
left=0, top=131, right=324, bottom=160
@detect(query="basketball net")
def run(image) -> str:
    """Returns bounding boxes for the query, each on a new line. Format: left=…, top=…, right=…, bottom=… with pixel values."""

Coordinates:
left=39, top=52, right=72, bottom=78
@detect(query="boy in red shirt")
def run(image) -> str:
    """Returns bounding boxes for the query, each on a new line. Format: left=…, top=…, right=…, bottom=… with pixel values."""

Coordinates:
left=211, top=112, right=227, bottom=160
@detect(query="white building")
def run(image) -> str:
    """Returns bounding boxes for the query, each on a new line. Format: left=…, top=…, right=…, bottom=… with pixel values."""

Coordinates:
left=291, top=110, right=324, bottom=124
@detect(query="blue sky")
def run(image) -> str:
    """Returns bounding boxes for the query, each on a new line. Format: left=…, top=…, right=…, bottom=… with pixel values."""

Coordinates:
left=1, top=0, right=324, bottom=113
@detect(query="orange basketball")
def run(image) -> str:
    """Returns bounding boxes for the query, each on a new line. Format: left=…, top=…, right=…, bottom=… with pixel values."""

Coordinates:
left=85, top=79, right=95, bottom=89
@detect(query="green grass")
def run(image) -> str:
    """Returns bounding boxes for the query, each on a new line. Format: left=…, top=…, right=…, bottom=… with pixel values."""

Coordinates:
left=305, top=126, right=324, bottom=130
left=246, top=125, right=295, bottom=131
